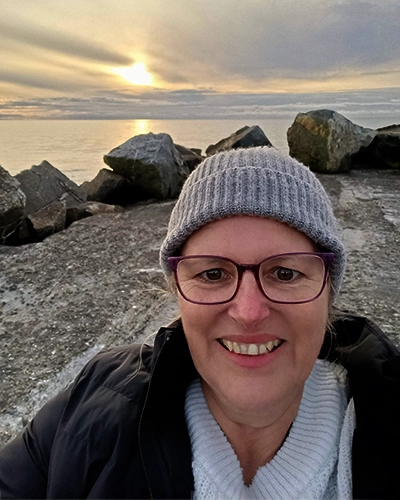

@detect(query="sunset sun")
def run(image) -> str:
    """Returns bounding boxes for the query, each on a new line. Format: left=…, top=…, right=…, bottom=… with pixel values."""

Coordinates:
left=115, top=63, right=153, bottom=86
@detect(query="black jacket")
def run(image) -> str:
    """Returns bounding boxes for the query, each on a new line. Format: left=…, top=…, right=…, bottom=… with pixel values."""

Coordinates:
left=0, top=313, right=399, bottom=499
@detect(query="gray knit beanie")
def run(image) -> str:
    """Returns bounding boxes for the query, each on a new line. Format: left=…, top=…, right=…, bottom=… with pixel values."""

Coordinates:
left=160, top=147, right=346, bottom=297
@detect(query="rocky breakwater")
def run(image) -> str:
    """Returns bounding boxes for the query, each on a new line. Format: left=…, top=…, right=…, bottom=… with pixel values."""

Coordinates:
left=0, top=126, right=270, bottom=246
left=0, top=118, right=399, bottom=448
left=0, top=133, right=198, bottom=246
left=287, top=109, right=400, bottom=172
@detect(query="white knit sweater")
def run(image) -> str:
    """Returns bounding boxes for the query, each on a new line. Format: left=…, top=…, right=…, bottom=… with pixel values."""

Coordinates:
left=185, top=360, right=356, bottom=500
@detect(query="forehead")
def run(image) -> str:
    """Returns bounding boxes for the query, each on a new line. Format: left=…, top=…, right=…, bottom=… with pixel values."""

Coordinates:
left=181, top=216, right=316, bottom=259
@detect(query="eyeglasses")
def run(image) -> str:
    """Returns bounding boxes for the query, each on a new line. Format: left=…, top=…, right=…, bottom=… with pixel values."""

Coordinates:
left=168, top=252, right=334, bottom=305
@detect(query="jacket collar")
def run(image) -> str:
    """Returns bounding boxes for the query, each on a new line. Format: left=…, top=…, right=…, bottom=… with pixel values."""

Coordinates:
left=139, top=320, right=197, bottom=499
left=321, top=312, right=400, bottom=499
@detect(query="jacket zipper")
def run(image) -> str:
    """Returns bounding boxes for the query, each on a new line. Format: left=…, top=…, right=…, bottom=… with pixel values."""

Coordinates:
left=137, top=333, right=171, bottom=500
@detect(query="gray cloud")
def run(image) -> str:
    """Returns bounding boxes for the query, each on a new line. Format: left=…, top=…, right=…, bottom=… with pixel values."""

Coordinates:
left=1, top=88, right=399, bottom=120
left=0, top=70, right=87, bottom=92
left=0, top=0, right=399, bottom=99
left=0, top=21, right=132, bottom=65
left=147, top=0, right=400, bottom=83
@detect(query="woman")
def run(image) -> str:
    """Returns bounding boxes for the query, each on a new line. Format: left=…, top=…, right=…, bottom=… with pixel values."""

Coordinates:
left=0, top=147, right=399, bottom=499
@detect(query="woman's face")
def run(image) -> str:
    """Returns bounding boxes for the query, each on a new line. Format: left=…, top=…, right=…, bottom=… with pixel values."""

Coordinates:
left=178, top=216, right=330, bottom=422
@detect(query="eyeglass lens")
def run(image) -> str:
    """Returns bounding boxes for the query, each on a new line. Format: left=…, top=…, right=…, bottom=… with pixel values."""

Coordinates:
left=175, top=254, right=327, bottom=304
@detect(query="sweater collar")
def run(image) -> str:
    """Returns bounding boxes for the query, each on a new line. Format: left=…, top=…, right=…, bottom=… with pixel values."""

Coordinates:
left=185, top=360, right=349, bottom=499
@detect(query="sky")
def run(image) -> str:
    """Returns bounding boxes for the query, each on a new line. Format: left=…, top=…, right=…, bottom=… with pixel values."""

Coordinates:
left=1, top=0, right=400, bottom=119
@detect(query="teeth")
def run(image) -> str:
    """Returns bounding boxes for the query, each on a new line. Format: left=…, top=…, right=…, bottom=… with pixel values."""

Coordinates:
left=221, top=339, right=282, bottom=356
left=247, top=344, right=258, bottom=355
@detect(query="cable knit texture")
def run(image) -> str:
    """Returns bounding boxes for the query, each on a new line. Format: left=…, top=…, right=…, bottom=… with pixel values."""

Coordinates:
left=185, top=360, right=355, bottom=500
left=160, top=147, right=346, bottom=297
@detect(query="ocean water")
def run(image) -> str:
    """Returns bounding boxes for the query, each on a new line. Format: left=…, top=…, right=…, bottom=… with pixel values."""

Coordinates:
left=0, top=116, right=398, bottom=185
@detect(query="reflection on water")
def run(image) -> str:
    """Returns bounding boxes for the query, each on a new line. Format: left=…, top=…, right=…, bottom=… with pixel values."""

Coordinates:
left=134, top=119, right=151, bottom=136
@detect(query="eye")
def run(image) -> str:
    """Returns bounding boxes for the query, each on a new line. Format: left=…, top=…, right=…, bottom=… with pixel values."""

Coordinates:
left=201, top=268, right=226, bottom=281
left=273, top=267, right=300, bottom=281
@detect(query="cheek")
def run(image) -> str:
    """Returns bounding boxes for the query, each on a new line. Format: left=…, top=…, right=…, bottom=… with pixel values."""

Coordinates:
left=298, top=293, right=330, bottom=345
left=177, top=295, right=190, bottom=322
left=179, top=295, right=210, bottom=324
left=178, top=297, right=220, bottom=356
left=178, top=296, right=203, bottom=340
left=178, top=299, right=210, bottom=370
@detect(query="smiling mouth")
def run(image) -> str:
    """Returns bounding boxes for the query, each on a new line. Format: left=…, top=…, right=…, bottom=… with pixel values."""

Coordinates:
left=219, top=339, right=283, bottom=356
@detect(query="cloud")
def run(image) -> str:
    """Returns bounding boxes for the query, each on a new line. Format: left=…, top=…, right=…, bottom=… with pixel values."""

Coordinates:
left=144, top=0, right=400, bottom=85
left=0, top=70, right=88, bottom=92
left=0, top=20, right=132, bottom=66
left=0, top=0, right=399, bottom=100
left=1, top=87, right=399, bottom=120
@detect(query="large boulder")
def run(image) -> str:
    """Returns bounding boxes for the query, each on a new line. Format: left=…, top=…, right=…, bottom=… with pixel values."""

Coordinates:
left=0, top=166, right=26, bottom=244
left=103, top=133, right=189, bottom=200
left=372, top=125, right=400, bottom=169
left=205, top=125, right=273, bottom=156
left=287, top=110, right=376, bottom=172
left=81, top=168, right=145, bottom=205
left=351, top=125, right=400, bottom=170
left=175, top=144, right=204, bottom=172
left=27, top=201, right=67, bottom=241
left=15, top=160, right=86, bottom=215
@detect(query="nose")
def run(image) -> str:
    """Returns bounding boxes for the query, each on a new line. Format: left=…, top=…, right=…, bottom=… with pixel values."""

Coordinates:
left=228, top=270, right=271, bottom=327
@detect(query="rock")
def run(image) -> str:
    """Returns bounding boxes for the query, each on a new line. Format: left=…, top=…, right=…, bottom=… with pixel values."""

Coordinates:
left=16, top=160, right=87, bottom=215
left=27, top=201, right=67, bottom=241
left=205, top=125, right=273, bottom=156
left=0, top=166, right=26, bottom=244
left=103, top=133, right=189, bottom=200
left=190, top=148, right=202, bottom=156
left=287, top=110, right=377, bottom=172
left=372, top=125, right=400, bottom=169
left=81, top=168, right=145, bottom=205
left=66, top=201, right=124, bottom=226
left=345, top=124, right=400, bottom=170
left=175, top=144, right=204, bottom=172
left=17, top=217, right=33, bottom=244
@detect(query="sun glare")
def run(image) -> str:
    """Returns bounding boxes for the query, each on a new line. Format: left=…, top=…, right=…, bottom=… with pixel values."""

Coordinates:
left=115, top=63, right=153, bottom=86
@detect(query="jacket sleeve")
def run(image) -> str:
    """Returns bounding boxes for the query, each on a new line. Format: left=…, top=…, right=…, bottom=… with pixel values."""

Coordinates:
left=0, top=388, right=70, bottom=499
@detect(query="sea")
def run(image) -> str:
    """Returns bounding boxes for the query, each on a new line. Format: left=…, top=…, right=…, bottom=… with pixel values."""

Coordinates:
left=0, top=116, right=398, bottom=185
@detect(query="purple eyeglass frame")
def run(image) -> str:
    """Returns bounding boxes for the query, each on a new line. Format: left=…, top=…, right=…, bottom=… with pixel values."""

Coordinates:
left=168, top=252, right=335, bottom=305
